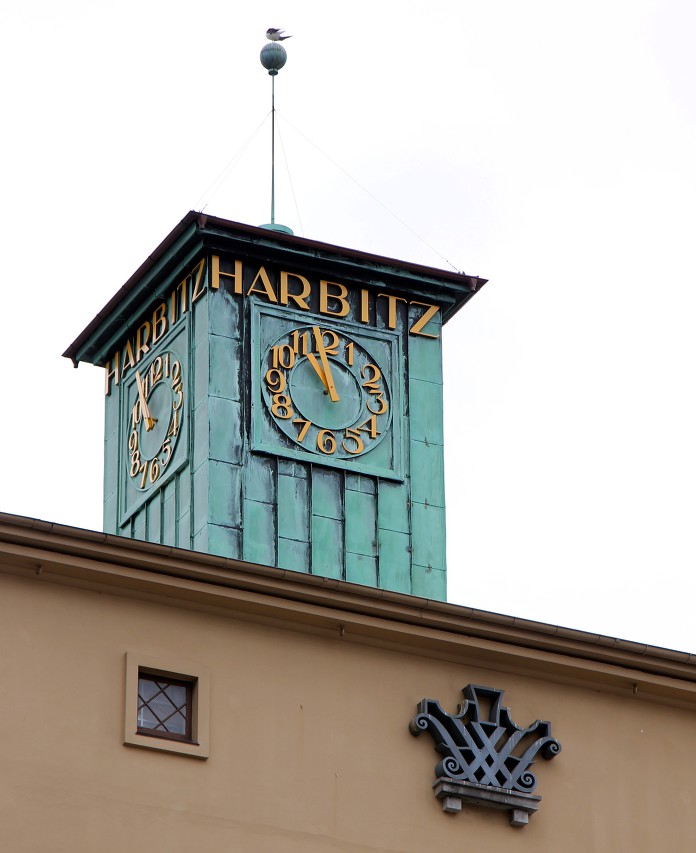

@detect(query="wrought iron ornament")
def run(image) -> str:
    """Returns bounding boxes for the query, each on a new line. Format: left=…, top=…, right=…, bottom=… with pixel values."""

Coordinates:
left=409, top=684, right=561, bottom=827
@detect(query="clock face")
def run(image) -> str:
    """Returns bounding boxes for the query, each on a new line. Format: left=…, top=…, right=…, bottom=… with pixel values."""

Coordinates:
left=124, top=350, right=185, bottom=493
left=117, top=318, right=190, bottom=527
left=252, top=304, right=403, bottom=479
left=261, top=325, right=392, bottom=459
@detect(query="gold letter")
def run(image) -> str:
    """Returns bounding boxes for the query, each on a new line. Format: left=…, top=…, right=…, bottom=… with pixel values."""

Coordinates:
left=280, top=271, right=311, bottom=310
left=135, top=321, right=151, bottom=363
left=120, top=340, right=136, bottom=380
left=211, top=255, right=243, bottom=294
left=190, top=259, right=207, bottom=303
left=409, top=301, right=440, bottom=338
left=178, top=277, right=189, bottom=316
left=151, top=303, right=168, bottom=344
left=247, top=266, right=278, bottom=303
left=360, top=289, right=370, bottom=324
left=105, top=350, right=119, bottom=395
left=319, top=280, right=349, bottom=317
left=377, top=293, right=407, bottom=329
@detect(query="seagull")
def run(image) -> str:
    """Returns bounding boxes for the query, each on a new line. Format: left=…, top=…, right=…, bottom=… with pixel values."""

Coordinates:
left=266, top=28, right=292, bottom=41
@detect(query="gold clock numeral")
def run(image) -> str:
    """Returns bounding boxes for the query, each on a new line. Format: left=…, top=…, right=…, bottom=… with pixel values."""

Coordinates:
left=172, top=382, right=184, bottom=411
left=150, top=356, right=163, bottom=387
left=357, top=414, right=380, bottom=439
left=290, top=329, right=311, bottom=355
left=360, top=363, right=382, bottom=392
left=292, top=418, right=311, bottom=442
left=319, top=329, right=340, bottom=356
left=271, top=393, right=294, bottom=419
left=265, top=369, right=286, bottom=393
left=345, top=341, right=354, bottom=366
left=342, top=429, right=364, bottom=455
left=367, top=390, right=388, bottom=415
left=160, top=438, right=173, bottom=467
left=272, top=344, right=296, bottom=370
left=149, top=458, right=161, bottom=484
left=167, top=408, right=180, bottom=438
left=130, top=450, right=142, bottom=478
left=316, top=429, right=337, bottom=455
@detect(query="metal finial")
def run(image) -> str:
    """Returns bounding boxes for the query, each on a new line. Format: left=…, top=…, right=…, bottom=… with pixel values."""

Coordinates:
left=259, top=33, right=293, bottom=235
left=260, top=42, right=287, bottom=76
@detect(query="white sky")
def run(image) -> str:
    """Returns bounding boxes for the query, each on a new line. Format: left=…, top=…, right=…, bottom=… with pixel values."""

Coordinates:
left=1, top=0, right=694, bottom=652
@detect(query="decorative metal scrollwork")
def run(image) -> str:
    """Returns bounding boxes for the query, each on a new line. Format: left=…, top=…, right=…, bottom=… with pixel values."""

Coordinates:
left=409, top=684, right=561, bottom=826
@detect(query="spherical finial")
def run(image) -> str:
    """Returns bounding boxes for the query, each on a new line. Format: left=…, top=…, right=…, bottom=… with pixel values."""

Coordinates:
left=260, top=42, right=287, bottom=76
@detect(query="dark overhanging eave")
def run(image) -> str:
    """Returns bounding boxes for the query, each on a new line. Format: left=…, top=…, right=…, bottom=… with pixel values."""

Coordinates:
left=63, top=211, right=488, bottom=367
left=63, top=213, right=202, bottom=366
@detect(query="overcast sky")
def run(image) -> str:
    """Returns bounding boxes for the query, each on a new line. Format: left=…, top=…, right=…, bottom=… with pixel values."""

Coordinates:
left=1, top=0, right=694, bottom=651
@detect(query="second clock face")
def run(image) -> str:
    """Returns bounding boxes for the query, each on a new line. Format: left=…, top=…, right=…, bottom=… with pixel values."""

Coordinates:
left=261, top=325, right=392, bottom=459
left=118, top=321, right=190, bottom=526
left=126, top=350, right=185, bottom=491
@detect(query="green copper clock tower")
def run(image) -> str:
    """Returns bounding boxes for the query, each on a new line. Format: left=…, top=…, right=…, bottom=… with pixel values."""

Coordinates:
left=65, top=212, right=486, bottom=600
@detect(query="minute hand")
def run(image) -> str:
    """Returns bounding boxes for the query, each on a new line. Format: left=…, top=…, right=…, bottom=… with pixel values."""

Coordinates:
left=135, top=370, right=157, bottom=431
left=312, top=326, right=340, bottom=402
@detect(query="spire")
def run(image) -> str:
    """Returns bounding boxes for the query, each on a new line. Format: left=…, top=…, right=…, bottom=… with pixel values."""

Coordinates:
left=259, top=31, right=294, bottom=235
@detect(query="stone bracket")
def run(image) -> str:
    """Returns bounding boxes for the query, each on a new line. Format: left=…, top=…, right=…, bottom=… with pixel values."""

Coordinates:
left=433, top=777, right=541, bottom=827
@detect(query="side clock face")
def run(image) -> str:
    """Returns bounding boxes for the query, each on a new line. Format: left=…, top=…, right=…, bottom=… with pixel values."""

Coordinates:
left=126, top=351, right=185, bottom=491
left=261, top=325, right=392, bottom=459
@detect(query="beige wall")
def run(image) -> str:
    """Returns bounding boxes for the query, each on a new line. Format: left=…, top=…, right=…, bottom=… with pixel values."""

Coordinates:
left=1, top=568, right=694, bottom=852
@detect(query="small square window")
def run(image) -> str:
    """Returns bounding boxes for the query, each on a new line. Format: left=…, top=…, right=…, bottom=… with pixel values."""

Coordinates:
left=137, top=673, right=194, bottom=742
left=124, top=653, right=209, bottom=759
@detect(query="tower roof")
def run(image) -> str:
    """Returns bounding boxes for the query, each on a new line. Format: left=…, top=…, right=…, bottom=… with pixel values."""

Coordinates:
left=63, top=211, right=487, bottom=367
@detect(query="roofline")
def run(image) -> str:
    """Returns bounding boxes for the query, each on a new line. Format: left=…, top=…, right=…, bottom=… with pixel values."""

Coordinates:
left=1, top=511, right=695, bottom=706
left=63, top=211, right=487, bottom=365
left=63, top=212, right=199, bottom=365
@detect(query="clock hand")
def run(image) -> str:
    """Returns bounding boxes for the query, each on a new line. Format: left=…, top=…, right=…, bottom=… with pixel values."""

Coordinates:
left=135, top=370, right=158, bottom=432
left=305, top=352, right=329, bottom=391
left=312, top=326, right=340, bottom=402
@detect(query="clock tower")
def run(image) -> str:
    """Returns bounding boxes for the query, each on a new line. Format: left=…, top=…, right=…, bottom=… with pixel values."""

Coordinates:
left=65, top=212, right=485, bottom=600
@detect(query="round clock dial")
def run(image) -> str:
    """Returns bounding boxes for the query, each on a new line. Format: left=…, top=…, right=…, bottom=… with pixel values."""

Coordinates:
left=126, top=351, right=185, bottom=491
left=261, top=325, right=392, bottom=459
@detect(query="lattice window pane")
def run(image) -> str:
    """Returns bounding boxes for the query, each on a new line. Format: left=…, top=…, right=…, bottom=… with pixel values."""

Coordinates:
left=137, top=673, right=193, bottom=742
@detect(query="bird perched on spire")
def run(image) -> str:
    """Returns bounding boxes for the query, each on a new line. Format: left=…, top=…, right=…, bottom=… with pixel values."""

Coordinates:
left=266, top=28, right=291, bottom=41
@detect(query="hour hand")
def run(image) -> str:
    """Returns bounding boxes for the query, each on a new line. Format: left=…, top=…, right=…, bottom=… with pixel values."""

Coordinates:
left=135, top=371, right=158, bottom=431
left=311, top=327, right=340, bottom=402
left=306, top=352, right=329, bottom=391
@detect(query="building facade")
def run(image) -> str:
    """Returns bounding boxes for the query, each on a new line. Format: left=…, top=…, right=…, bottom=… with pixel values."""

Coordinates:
left=1, top=513, right=695, bottom=851
left=2, top=216, right=695, bottom=850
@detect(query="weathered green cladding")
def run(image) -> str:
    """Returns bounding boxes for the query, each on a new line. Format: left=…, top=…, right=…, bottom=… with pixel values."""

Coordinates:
left=162, top=480, right=176, bottom=547
left=311, top=515, right=344, bottom=579
left=312, top=469, right=343, bottom=520
left=94, top=218, right=485, bottom=602
left=183, top=280, right=449, bottom=598
left=103, top=275, right=449, bottom=598
left=243, top=499, right=275, bottom=565
left=346, top=553, right=378, bottom=586
left=378, top=529, right=412, bottom=592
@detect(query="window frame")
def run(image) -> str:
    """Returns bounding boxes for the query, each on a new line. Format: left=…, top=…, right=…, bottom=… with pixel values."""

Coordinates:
left=124, top=652, right=210, bottom=759
left=136, top=672, right=194, bottom=743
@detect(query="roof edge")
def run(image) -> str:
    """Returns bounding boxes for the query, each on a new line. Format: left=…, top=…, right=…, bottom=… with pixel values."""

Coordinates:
left=0, top=512, right=693, bottom=685
left=63, top=211, right=488, bottom=365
